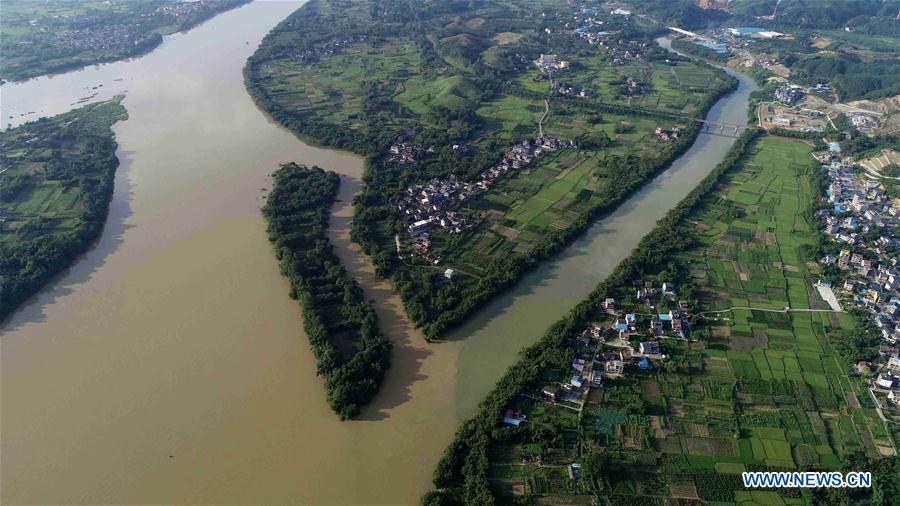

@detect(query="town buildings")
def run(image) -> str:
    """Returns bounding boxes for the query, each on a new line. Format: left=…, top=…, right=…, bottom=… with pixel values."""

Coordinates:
left=818, top=148, right=900, bottom=410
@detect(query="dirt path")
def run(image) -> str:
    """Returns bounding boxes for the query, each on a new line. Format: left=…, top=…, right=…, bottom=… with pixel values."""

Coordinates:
left=698, top=305, right=846, bottom=318
left=538, top=99, right=549, bottom=138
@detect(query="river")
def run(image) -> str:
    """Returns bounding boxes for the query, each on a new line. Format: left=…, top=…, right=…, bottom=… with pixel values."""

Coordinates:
left=0, top=1, right=756, bottom=502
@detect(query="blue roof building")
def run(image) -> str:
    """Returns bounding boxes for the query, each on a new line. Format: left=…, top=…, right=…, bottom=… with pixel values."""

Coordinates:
left=694, top=39, right=732, bottom=54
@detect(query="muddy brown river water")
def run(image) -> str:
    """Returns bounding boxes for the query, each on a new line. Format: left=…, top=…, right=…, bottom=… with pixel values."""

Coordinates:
left=0, top=2, right=755, bottom=503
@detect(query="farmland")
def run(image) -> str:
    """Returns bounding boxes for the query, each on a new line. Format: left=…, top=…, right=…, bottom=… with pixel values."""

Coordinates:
left=441, top=99, right=682, bottom=270
left=427, top=134, right=897, bottom=504
left=516, top=51, right=734, bottom=117
left=253, top=32, right=422, bottom=135
left=0, top=98, right=128, bottom=320
left=246, top=0, right=738, bottom=338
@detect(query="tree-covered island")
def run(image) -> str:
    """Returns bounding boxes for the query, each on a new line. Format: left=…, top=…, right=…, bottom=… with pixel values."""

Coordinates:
left=262, top=163, right=392, bottom=419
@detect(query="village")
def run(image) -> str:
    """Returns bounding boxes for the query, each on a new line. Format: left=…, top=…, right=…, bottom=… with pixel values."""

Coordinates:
left=292, top=35, right=366, bottom=63
left=534, top=53, right=570, bottom=73
left=570, top=8, right=644, bottom=64
left=653, top=124, right=684, bottom=141
left=502, top=280, right=690, bottom=434
left=552, top=81, right=589, bottom=98
left=53, top=25, right=151, bottom=53
left=289, top=34, right=367, bottom=63
left=386, top=128, right=436, bottom=165
left=816, top=147, right=900, bottom=417
left=396, top=136, right=575, bottom=263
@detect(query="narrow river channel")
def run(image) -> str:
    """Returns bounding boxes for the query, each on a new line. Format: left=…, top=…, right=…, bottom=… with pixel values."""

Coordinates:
left=0, top=1, right=756, bottom=501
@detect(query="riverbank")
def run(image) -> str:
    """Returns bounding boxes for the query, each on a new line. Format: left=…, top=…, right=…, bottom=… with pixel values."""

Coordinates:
left=450, top=62, right=759, bottom=418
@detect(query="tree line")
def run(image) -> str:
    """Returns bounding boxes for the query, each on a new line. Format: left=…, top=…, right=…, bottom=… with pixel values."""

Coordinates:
left=786, top=54, right=900, bottom=102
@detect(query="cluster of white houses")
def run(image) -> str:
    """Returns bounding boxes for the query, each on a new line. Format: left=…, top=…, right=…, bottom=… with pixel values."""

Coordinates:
left=553, top=82, right=589, bottom=98
left=55, top=25, right=152, bottom=53
left=816, top=151, right=900, bottom=410
left=569, top=3, right=645, bottom=62
left=387, top=129, right=434, bottom=165
left=575, top=29, right=616, bottom=46
left=607, top=46, right=642, bottom=65
left=774, top=84, right=804, bottom=104
left=397, top=137, right=575, bottom=261
left=534, top=54, right=569, bottom=72
left=51, top=2, right=225, bottom=53
left=871, top=351, right=900, bottom=408
left=655, top=125, right=685, bottom=141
